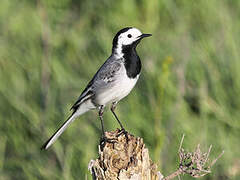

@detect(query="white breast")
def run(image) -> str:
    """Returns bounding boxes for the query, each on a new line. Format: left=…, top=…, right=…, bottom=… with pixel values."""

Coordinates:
left=95, top=66, right=139, bottom=106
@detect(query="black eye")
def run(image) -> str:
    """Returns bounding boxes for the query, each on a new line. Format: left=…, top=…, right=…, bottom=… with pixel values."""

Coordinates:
left=127, top=34, right=132, bottom=38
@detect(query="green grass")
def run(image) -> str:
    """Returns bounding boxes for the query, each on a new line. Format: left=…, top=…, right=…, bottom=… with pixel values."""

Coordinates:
left=0, top=0, right=240, bottom=179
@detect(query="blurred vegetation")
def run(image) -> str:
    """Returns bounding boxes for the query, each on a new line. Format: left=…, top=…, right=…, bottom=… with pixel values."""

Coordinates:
left=0, top=0, right=240, bottom=179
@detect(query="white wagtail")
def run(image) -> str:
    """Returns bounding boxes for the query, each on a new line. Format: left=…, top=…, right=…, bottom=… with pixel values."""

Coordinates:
left=42, top=27, right=151, bottom=149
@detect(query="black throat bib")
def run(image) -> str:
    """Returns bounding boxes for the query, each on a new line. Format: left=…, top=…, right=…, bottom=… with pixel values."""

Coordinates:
left=122, top=44, right=142, bottom=79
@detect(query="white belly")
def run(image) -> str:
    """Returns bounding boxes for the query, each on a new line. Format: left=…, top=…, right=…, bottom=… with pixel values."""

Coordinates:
left=95, top=73, right=139, bottom=105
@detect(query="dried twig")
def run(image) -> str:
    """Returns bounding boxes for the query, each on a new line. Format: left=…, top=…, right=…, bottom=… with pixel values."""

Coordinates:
left=163, top=135, right=224, bottom=180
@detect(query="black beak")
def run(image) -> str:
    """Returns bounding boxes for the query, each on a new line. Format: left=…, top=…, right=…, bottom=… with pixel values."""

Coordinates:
left=138, top=33, right=152, bottom=39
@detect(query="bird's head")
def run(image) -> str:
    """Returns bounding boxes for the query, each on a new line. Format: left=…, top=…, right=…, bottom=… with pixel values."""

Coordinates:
left=112, top=27, right=152, bottom=56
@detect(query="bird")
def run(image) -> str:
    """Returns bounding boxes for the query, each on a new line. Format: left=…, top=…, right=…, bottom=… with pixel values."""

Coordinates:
left=41, top=27, right=152, bottom=150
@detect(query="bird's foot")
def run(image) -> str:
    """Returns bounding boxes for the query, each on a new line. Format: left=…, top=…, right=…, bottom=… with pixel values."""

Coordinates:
left=100, top=135, right=117, bottom=150
left=117, top=128, right=129, bottom=143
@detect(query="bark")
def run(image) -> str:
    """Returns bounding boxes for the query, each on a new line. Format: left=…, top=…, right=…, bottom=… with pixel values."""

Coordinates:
left=88, top=129, right=163, bottom=180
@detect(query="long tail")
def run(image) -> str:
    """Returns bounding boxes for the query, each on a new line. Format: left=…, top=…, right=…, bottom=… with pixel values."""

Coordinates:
left=41, top=102, right=93, bottom=150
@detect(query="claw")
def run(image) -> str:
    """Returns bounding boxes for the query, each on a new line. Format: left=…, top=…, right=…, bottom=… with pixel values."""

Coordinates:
left=117, top=128, right=129, bottom=142
left=100, top=136, right=117, bottom=150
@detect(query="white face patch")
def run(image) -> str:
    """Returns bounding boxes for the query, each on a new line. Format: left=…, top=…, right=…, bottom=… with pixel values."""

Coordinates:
left=118, top=28, right=142, bottom=46
left=114, top=28, right=143, bottom=57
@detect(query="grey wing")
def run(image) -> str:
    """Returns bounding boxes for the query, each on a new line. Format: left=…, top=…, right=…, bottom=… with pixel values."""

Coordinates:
left=70, top=58, right=122, bottom=111
left=95, top=60, right=122, bottom=84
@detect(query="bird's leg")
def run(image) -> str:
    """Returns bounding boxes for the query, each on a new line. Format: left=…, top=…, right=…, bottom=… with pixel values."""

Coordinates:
left=98, top=105, right=105, bottom=138
left=99, top=105, right=117, bottom=149
left=111, top=102, right=128, bottom=141
left=111, top=102, right=125, bottom=130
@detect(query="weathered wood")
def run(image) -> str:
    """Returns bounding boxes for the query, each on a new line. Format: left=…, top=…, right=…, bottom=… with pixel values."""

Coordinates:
left=88, top=129, right=163, bottom=180
left=88, top=131, right=224, bottom=180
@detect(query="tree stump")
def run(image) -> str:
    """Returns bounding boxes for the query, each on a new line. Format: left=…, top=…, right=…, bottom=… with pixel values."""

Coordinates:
left=88, top=129, right=163, bottom=180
